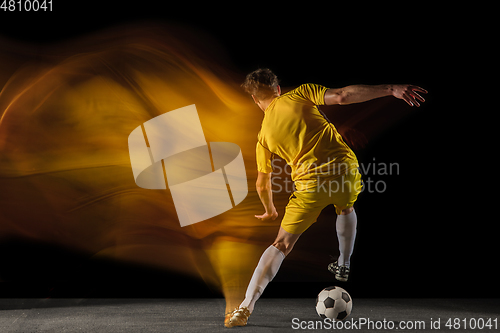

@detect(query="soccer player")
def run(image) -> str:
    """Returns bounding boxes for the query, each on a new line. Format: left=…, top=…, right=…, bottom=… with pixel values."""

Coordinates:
left=225, top=68, right=426, bottom=327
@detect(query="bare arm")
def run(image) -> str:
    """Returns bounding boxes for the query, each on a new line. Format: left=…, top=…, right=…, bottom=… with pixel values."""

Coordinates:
left=255, top=171, right=278, bottom=221
left=324, top=84, right=427, bottom=107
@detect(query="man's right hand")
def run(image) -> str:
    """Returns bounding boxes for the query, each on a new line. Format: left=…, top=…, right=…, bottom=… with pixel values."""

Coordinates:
left=255, top=210, right=278, bottom=221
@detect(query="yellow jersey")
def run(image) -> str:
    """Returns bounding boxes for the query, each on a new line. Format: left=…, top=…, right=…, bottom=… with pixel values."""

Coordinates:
left=256, top=83, right=358, bottom=185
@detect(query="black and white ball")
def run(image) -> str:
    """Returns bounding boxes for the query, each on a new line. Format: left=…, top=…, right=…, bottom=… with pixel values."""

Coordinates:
left=316, top=286, right=352, bottom=321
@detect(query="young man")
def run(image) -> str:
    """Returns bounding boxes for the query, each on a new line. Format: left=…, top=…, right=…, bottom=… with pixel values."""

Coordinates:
left=225, top=68, right=426, bottom=328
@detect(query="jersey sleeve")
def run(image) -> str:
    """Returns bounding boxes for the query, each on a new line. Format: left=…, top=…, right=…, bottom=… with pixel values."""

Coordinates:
left=296, top=83, right=329, bottom=105
left=256, top=142, right=273, bottom=173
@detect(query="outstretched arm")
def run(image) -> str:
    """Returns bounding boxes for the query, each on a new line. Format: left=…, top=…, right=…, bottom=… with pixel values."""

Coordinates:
left=255, top=171, right=278, bottom=221
left=324, top=84, right=427, bottom=107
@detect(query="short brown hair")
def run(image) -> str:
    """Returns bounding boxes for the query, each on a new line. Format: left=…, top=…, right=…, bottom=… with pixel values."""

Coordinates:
left=241, top=68, right=279, bottom=101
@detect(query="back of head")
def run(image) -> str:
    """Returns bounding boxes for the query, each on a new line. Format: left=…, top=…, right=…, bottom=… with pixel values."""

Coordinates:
left=241, top=68, right=279, bottom=101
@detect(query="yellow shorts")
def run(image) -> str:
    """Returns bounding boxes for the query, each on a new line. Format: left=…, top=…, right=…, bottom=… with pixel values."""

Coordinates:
left=280, top=168, right=362, bottom=234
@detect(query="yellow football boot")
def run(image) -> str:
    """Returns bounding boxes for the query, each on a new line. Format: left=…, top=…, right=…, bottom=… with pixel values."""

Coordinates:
left=224, top=307, right=251, bottom=328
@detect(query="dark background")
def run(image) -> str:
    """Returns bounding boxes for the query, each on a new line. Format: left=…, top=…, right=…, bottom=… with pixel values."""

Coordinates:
left=0, top=2, right=492, bottom=299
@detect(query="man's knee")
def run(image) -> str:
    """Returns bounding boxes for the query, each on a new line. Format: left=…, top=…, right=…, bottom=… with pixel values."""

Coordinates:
left=272, top=227, right=301, bottom=257
left=271, top=242, right=292, bottom=257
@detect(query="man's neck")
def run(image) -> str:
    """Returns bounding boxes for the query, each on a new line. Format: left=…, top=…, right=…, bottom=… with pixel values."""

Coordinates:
left=260, top=96, right=277, bottom=113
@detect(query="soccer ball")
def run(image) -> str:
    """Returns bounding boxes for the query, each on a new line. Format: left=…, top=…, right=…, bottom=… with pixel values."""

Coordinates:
left=316, top=286, right=352, bottom=321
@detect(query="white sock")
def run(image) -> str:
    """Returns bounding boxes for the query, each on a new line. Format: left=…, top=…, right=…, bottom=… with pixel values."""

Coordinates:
left=239, top=245, right=285, bottom=313
left=336, top=209, right=357, bottom=268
